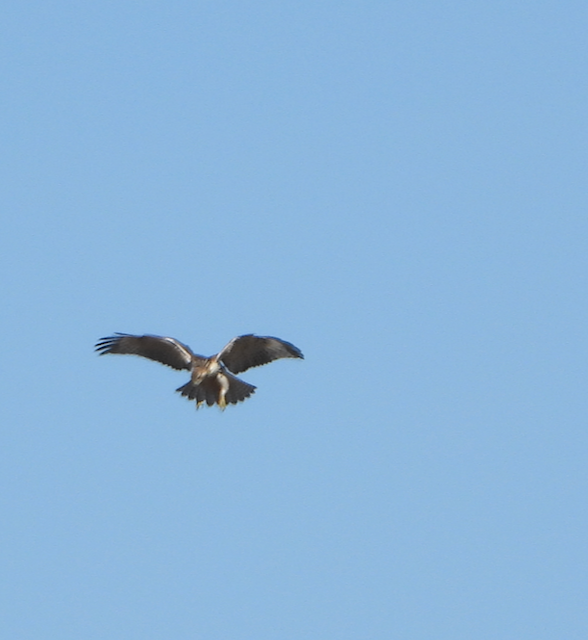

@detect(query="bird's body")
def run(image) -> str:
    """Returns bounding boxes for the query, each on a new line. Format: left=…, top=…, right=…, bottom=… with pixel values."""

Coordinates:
left=95, top=333, right=303, bottom=409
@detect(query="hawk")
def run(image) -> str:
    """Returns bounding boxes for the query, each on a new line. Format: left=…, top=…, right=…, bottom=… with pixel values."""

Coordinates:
left=95, top=332, right=303, bottom=409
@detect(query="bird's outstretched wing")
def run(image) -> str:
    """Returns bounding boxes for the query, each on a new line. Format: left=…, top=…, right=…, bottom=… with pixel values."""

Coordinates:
left=218, top=334, right=304, bottom=374
left=95, top=333, right=197, bottom=371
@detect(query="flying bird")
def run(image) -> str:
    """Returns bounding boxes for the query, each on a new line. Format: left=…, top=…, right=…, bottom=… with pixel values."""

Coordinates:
left=95, top=333, right=303, bottom=409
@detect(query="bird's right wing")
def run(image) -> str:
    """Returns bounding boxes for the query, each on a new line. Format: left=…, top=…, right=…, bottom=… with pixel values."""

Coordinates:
left=218, top=334, right=304, bottom=374
left=95, top=333, right=197, bottom=370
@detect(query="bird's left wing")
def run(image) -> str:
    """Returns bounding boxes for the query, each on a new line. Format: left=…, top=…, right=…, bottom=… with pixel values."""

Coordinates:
left=218, top=334, right=303, bottom=374
left=95, top=333, right=196, bottom=370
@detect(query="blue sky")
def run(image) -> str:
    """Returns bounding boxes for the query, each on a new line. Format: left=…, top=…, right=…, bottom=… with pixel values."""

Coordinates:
left=2, top=1, right=588, bottom=638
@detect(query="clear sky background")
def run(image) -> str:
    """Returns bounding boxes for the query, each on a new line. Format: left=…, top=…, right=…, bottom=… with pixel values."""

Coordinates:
left=2, top=2, right=587, bottom=638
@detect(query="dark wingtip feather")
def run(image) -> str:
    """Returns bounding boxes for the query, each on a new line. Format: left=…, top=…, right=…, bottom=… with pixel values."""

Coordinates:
left=272, top=337, right=304, bottom=360
left=94, top=334, right=126, bottom=355
left=95, top=336, right=114, bottom=354
left=288, top=343, right=304, bottom=359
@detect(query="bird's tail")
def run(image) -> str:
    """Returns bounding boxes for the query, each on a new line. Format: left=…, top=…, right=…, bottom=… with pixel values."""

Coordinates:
left=176, top=373, right=256, bottom=409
